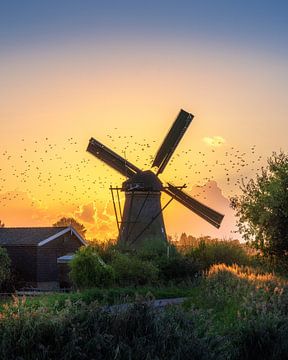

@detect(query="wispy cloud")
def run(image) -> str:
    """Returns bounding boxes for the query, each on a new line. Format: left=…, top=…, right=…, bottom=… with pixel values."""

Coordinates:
left=203, top=136, right=226, bottom=147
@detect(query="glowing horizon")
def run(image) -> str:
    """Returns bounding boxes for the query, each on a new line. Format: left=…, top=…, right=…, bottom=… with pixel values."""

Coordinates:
left=1, top=1, right=288, bottom=240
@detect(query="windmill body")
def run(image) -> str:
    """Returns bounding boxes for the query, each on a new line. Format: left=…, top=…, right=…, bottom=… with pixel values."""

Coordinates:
left=87, top=109, right=224, bottom=249
left=118, top=171, right=167, bottom=248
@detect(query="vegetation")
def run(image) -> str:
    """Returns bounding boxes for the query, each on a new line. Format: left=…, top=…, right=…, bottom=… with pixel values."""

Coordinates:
left=111, top=252, right=159, bottom=286
left=1, top=263, right=288, bottom=359
left=69, top=246, right=114, bottom=289
left=68, top=238, right=250, bottom=290
left=0, top=298, right=212, bottom=360
left=0, top=220, right=4, bottom=228
left=231, top=151, right=288, bottom=263
left=2, top=150, right=288, bottom=358
left=185, top=238, right=249, bottom=270
left=0, top=247, right=11, bottom=289
left=53, top=217, right=87, bottom=238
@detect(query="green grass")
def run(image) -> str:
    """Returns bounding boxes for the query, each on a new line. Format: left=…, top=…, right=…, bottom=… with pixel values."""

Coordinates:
left=1, top=264, right=288, bottom=359
left=0, top=284, right=197, bottom=312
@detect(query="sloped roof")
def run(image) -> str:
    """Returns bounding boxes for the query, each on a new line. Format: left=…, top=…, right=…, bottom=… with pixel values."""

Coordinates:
left=0, top=227, right=86, bottom=246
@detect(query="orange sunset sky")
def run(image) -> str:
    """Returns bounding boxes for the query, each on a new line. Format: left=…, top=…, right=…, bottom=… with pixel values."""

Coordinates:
left=1, top=1, right=288, bottom=240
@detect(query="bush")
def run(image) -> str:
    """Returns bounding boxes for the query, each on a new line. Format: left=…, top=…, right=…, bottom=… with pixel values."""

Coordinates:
left=111, top=252, right=159, bottom=286
left=158, top=256, right=201, bottom=281
left=186, top=239, right=249, bottom=271
left=136, top=238, right=177, bottom=261
left=69, top=246, right=114, bottom=289
left=231, top=151, right=288, bottom=261
left=232, top=313, right=288, bottom=360
left=89, top=239, right=117, bottom=263
left=0, top=247, right=11, bottom=289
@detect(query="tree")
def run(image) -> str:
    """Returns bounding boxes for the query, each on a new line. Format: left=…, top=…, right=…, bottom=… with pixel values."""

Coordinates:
left=179, top=232, right=188, bottom=246
left=0, top=220, right=4, bottom=228
left=69, top=246, right=114, bottom=288
left=53, top=217, right=87, bottom=238
left=231, top=151, right=288, bottom=260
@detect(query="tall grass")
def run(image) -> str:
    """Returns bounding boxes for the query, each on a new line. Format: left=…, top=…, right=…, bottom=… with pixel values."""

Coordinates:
left=1, top=264, right=288, bottom=359
left=0, top=297, right=216, bottom=360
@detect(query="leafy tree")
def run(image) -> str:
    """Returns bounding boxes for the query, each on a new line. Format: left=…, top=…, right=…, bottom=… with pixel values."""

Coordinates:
left=179, top=232, right=188, bottom=246
left=0, top=247, right=11, bottom=287
left=53, top=217, right=87, bottom=238
left=231, top=151, right=288, bottom=260
left=69, top=246, right=114, bottom=288
left=0, top=220, right=4, bottom=228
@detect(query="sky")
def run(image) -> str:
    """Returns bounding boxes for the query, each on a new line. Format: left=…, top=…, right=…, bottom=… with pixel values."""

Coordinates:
left=1, top=1, right=288, bottom=240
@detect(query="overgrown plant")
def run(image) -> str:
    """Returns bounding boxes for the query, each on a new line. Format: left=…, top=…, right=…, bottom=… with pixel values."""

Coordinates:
left=69, top=246, right=114, bottom=289
left=231, top=151, right=288, bottom=264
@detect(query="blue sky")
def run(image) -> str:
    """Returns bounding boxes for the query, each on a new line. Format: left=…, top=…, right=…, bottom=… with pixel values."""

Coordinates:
left=1, top=1, right=288, bottom=54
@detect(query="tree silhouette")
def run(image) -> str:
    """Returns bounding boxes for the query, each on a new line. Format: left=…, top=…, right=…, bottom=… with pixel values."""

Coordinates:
left=53, top=217, right=87, bottom=238
left=231, top=151, right=288, bottom=261
left=0, top=220, right=4, bottom=228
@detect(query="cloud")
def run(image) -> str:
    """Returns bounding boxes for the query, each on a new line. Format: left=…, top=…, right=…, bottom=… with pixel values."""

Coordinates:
left=75, top=202, right=96, bottom=224
left=74, top=201, right=118, bottom=240
left=164, top=180, right=239, bottom=240
left=203, top=136, right=226, bottom=147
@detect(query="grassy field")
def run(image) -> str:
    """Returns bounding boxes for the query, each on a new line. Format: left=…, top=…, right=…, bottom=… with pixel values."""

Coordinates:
left=1, top=263, right=288, bottom=359
left=0, top=283, right=197, bottom=312
left=1, top=237, right=288, bottom=359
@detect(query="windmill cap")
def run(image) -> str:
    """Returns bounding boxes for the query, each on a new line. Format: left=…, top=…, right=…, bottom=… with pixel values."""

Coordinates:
left=122, top=170, right=163, bottom=192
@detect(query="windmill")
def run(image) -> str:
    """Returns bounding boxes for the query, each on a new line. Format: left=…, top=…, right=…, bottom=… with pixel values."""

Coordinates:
left=87, top=109, right=224, bottom=248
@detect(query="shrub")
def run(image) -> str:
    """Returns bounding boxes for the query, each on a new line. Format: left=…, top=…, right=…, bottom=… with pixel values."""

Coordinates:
left=158, top=256, right=201, bottom=281
left=232, top=313, right=288, bottom=360
left=111, top=252, right=159, bottom=286
left=89, top=240, right=117, bottom=263
left=0, top=247, right=11, bottom=289
left=136, top=238, right=179, bottom=261
left=187, top=239, right=249, bottom=270
left=69, top=246, right=114, bottom=289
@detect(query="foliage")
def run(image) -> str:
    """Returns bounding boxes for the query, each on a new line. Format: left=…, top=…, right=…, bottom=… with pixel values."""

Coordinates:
left=53, top=216, right=87, bottom=238
left=87, top=237, right=249, bottom=286
left=69, top=246, right=114, bottom=289
left=0, top=298, right=214, bottom=360
left=136, top=238, right=169, bottom=261
left=231, top=151, right=288, bottom=261
left=89, top=239, right=118, bottom=263
left=0, top=285, right=197, bottom=313
left=0, top=247, right=11, bottom=288
left=186, top=239, right=249, bottom=270
left=111, top=252, right=159, bottom=286
left=2, top=263, right=288, bottom=359
left=158, top=256, right=201, bottom=281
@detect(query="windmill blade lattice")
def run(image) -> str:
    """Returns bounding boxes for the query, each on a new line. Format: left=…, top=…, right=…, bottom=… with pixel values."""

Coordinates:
left=87, top=109, right=225, bottom=248
left=87, top=137, right=141, bottom=178
left=164, top=183, right=224, bottom=228
left=152, top=109, right=194, bottom=174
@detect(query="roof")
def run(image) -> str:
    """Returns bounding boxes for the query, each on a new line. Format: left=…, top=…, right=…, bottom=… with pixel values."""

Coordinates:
left=0, top=227, right=87, bottom=247
left=57, top=254, right=75, bottom=263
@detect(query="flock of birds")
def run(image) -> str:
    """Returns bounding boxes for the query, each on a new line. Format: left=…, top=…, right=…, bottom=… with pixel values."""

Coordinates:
left=0, top=133, right=265, bottom=209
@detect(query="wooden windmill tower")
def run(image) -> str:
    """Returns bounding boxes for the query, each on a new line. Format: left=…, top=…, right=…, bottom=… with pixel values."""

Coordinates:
left=87, top=109, right=224, bottom=248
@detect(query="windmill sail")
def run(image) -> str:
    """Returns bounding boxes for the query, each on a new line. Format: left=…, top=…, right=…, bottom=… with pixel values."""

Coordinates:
left=87, top=138, right=141, bottom=178
left=164, top=183, right=224, bottom=228
left=152, top=109, right=194, bottom=174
